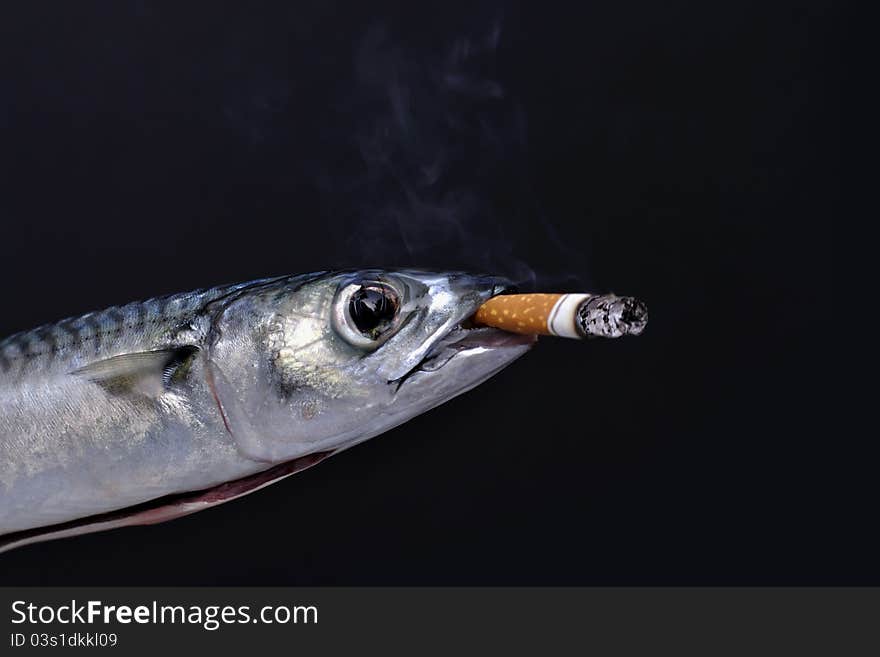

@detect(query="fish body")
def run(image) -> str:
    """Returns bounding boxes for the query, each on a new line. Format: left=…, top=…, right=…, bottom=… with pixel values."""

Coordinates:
left=0, top=270, right=533, bottom=551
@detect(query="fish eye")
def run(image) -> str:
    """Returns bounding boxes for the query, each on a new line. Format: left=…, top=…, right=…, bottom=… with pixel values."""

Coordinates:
left=349, top=284, right=399, bottom=335
left=333, top=280, right=402, bottom=348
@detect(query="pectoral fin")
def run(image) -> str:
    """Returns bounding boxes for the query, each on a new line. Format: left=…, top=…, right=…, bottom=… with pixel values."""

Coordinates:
left=71, top=346, right=199, bottom=397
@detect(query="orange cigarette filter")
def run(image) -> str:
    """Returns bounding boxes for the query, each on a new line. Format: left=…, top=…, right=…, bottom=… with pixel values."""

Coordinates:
left=473, top=293, right=648, bottom=340
left=473, top=293, right=572, bottom=336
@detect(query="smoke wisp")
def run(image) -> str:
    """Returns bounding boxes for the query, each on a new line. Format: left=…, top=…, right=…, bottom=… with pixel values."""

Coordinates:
left=317, top=18, right=586, bottom=289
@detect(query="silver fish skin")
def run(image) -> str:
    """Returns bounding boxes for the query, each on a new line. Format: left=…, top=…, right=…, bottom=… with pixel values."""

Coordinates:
left=0, top=270, right=533, bottom=551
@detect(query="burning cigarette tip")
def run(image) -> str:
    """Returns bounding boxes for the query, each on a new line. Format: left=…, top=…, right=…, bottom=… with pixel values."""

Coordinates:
left=577, top=294, right=648, bottom=338
left=473, top=293, right=648, bottom=340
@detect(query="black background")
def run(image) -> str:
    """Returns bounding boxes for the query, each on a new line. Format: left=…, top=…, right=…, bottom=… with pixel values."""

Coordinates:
left=0, top=1, right=845, bottom=584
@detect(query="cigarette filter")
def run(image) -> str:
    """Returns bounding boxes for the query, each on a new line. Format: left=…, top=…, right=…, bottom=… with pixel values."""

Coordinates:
left=473, top=293, right=648, bottom=339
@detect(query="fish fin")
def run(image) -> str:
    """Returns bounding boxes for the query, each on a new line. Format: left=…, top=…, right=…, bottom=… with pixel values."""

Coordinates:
left=71, top=346, right=199, bottom=397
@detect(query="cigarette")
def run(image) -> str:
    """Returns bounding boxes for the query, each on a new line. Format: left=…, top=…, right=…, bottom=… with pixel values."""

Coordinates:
left=473, top=293, right=648, bottom=339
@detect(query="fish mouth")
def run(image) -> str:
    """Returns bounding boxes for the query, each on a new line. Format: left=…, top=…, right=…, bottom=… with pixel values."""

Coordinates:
left=391, top=323, right=536, bottom=391
left=388, top=278, right=535, bottom=391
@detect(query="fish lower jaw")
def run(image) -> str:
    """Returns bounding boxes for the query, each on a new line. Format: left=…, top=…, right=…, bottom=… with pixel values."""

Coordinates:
left=390, top=326, right=535, bottom=390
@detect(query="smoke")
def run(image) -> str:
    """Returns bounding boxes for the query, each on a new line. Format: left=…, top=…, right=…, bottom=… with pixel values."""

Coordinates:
left=316, top=19, right=585, bottom=290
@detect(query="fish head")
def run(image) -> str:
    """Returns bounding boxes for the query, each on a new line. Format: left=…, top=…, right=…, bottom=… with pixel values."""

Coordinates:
left=209, top=270, right=535, bottom=463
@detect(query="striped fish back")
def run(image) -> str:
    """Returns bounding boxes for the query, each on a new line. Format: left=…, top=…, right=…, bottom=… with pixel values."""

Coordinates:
left=0, top=279, right=273, bottom=378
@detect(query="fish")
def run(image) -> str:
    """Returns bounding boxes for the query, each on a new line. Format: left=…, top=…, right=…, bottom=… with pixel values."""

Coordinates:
left=0, top=270, right=534, bottom=553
